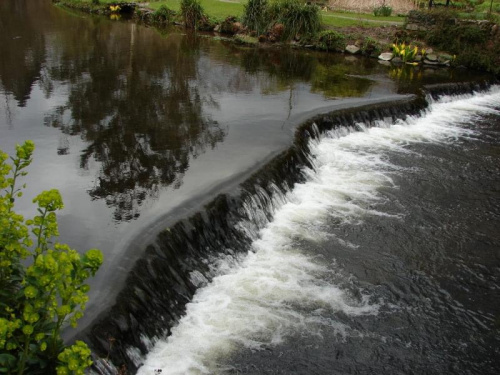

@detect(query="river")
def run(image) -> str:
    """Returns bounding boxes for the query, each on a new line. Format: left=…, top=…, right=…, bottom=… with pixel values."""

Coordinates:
left=0, top=1, right=498, bottom=374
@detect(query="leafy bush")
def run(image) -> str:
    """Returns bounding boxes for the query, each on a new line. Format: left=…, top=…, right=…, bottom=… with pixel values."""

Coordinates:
left=243, top=0, right=269, bottom=35
left=361, top=37, right=382, bottom=57
left=268, top=0, right=321, bottom=40
left=373, top=5, right=393, bottom=17
left=315, top=30, right=346, bottom=52
left=151, top=5, right=173, bottom=25
left=0, top=141, right=103, bottom=374
left=180, top=0, right=205, bottom=29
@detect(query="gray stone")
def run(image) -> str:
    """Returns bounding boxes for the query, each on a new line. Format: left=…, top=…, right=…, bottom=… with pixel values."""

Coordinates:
left=414, top=55, right=423, bottom=62
left=391, top=56, right=403, bottom=64
left=214, top=24, right=220, bottom=32
left=345, top=45, right=360, bottom=54
left=423, top=59, right=439, bottom=65
left=426, top=48, right=433, bottom=54
left=406, top=23, right=419, bottom=31
left=438, top=54, right=453, bottom=62
left=426, top=53, right=438, bottom=62
left=378, top=52, right=393, bottom=61
left=492, top=24, right=498, bottom=36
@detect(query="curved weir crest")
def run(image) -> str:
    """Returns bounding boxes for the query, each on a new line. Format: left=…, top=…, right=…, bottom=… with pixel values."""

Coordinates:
left=131, top=88, right=500, bottom=374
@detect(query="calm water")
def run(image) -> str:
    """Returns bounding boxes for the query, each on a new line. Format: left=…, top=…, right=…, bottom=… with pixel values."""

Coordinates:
left=0, top=1, right=498, bottom=374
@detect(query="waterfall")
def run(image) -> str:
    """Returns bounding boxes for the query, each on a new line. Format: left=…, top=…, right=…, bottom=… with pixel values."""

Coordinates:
left=87, top=83, right=499, bottom=374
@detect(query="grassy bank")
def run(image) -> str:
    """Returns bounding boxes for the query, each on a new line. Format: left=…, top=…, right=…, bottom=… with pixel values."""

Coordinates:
left=68, top=0, right=403, bottom=26
left=57, top=1, right=499, bottom=77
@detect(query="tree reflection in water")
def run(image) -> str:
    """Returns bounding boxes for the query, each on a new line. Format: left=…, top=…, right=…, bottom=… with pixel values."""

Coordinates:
left=1, top=0, right=376, bottom=223
left=43, top=25, right=226, bottom=221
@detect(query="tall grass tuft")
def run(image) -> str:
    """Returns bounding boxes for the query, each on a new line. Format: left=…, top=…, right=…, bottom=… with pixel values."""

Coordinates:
left=181, top=0, right=205, bottom=29
left=268, top=0, right=321, bottom=40
left=373, top=4, right=393, bottom=16
left=243, top=0, right=270, bottom=35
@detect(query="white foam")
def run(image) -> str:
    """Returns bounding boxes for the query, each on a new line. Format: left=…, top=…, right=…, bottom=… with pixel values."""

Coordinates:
left=136, top=87, right=500, bottom=374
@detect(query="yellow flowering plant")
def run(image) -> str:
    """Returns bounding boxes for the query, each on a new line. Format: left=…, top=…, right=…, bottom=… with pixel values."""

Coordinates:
left=0, top=141, right=103, bottom=374
left=392, top=42, right=420, bottom=64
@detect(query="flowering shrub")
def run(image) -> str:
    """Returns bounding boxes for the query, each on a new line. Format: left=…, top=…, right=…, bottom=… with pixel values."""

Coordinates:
left=0, top=141, right=103, bottom=374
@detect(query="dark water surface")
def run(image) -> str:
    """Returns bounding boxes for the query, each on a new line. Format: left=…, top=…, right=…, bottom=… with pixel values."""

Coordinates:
left=1, top=1, right=498, bottom=374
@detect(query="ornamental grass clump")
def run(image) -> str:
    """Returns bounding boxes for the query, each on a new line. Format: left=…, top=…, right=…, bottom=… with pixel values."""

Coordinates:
left=180, top=0, right=205, bottom=29
left=243, top=0, right=270, bottom=36
left=268, top=0, right=321, bottom=40
left=0, top=141, right=103, bottom=374
left=373, top=4, right=392, bottom=17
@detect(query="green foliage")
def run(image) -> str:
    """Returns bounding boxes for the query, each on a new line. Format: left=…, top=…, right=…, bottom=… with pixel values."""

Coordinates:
left=0, top=141, right=103, bottom=374
left=361, top=37, right=382, bottom=57
left=180, top=0, right=205, bottom=29
left=373, top=5, right=393, bottom=17
left=268, top=0, right=321, bottom=40
left=418, top=9, right=499, bottom=75
left=152, top=5, right=173, bottom=25
left=315, top=30, right=346, bottom=52
left=91, top=0, right=99, bottom=5
left=242, top=0, right=269, bottom=35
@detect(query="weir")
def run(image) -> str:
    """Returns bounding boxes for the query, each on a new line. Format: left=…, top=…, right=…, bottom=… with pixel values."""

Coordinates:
left=82, top=80, right=496, bottom=374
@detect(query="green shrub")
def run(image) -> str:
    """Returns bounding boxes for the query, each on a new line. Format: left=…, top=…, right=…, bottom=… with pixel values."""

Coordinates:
left=315, top=30, right=346, bottom=52
left=180, top=0, right=205, bottom=29
left=268, top=0, right=321, bottom=40
left=0, top=141, right=103, bottom=374
left=152, top=5, right=173, bottom=25
left=361, top=37, right=382, bottom=57
left=373, top=5, right=393, bottom=17
left=91, top=0, right=100, bottom=5
left=243, top=0, right=269, bottom=35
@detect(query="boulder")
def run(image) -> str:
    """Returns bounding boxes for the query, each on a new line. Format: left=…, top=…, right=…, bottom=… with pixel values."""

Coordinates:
left=378, top=52, right=393, bottom=61
left=426, top=53, right=438, bottom=62
left=423, top=59, right=439, bottom=65
left=406, top=23, right=419, bottom=31
left=438, top=54, right=453, bottom=63
left=391, top=56, right=403, bottom=64
left=345, top=45, right=360, bottom=54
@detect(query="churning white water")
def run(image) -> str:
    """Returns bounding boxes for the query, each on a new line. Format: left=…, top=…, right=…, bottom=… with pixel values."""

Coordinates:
left=136, top=87, right=500, bottom=375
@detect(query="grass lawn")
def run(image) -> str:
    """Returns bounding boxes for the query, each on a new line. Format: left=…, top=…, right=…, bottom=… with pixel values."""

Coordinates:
left=321, top=11, right=404, bottom=28
left=148, top=0, right=245, bottom=19
left=85, top=0, right=404, bottom=25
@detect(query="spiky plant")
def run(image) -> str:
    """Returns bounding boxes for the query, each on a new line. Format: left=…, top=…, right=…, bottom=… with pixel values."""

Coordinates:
left=268, top=0, right=321, bottom=40
left=181, top=0, right=205, bottom=29
left=243, top=0, right=270, bottom=35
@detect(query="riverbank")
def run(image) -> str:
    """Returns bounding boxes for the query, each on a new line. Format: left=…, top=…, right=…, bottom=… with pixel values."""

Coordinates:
left=54, top=0, right=499, bottom=77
